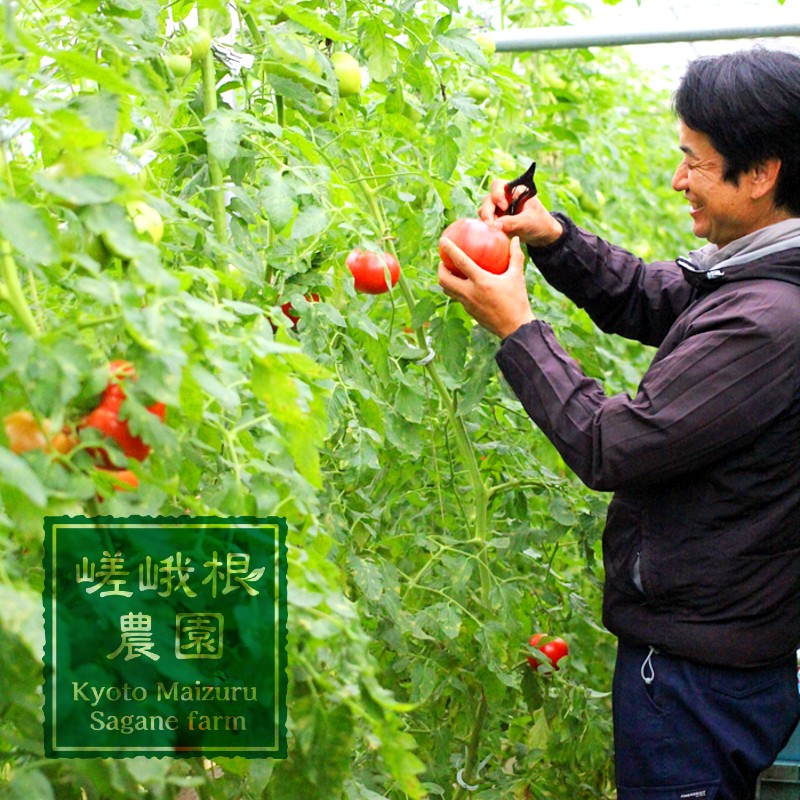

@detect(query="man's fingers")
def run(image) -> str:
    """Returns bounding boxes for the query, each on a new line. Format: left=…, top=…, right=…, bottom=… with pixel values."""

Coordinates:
left=478, top=179, right=509, bottom=222
left=508, top=236, right=525, bottom=271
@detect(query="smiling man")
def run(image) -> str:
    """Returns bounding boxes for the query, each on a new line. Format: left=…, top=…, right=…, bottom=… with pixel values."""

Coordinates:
left=439, top=48, right=800, bottom=800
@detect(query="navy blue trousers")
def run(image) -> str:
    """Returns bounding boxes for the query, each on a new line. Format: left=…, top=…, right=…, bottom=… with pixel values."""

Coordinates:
left=612, top=641, right=800, bottom=800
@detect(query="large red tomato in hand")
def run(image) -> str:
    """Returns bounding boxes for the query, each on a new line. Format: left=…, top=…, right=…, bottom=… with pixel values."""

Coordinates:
left=439, top=218, right=510, bottom=278
left=527, top=633, right=569, bottom=672
left=346, top=249, right=401, bottom=294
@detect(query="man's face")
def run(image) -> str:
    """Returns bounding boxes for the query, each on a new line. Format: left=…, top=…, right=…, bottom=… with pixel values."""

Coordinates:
left=672, top=122, right=761, bottom=248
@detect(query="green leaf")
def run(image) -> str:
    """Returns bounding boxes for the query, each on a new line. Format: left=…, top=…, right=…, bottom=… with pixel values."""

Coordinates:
left=34, top=173, right=121, bottom=206
left=0, top=448, right=47, bottom=507
left=280, top=6, right=355, bottom=42
left=204, top=109, right=246, bottom=168
left=361, top=19, right=398, bottom=82
left=260, top=172, right=297, bottom=233
left=437, top=28, right=487, bottom=67
left=0, top=199, right=58, bottom=265
left=290, top=205, right=328, bottom=240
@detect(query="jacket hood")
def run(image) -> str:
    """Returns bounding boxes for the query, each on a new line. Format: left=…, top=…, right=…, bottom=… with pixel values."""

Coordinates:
left=677, top=217, right=800, bottom=289
left=678, top=247, right=800, bottom=289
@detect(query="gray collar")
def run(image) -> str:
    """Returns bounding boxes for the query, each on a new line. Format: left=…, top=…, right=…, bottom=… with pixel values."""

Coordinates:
left=688, top=218, right=800, bottom=272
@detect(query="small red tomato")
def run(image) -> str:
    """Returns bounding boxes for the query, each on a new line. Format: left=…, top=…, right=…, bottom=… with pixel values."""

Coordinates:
left=80, top=360, right=166, bottom=464
left=279, top=293, right=321, bottom=329
left=98, top=467, right=140, bottom=491
left=440, top=218, right=510, bottom=278
left=527, top=633, right=569, bottom=672
left=346, top=249, right=401, bottom=294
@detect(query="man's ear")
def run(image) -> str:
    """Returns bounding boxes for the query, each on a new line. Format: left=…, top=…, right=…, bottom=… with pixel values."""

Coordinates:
left=750, top=157, right=782, bottom=200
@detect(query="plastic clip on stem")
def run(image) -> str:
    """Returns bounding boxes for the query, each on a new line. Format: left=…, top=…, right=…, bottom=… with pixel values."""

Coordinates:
left=456, top=754, right=491, bottom=791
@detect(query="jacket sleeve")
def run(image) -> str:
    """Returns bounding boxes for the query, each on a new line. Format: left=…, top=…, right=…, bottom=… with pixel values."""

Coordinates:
left=528, top=214, right=695, bottom=347
left=495, top=287, right=800, bottom=491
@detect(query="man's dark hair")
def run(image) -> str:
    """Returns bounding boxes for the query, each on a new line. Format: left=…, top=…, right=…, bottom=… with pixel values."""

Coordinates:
left=673, top=47, right=800, bottom=215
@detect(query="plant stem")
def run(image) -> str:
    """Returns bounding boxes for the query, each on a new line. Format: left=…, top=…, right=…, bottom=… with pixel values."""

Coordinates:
left=453, top=690, right=489, bottom=800
left=198, top=7, right=228, bottom=245
left=344, top=155, right=493, bottom=603
left=0, top=239, right=39, bottom=337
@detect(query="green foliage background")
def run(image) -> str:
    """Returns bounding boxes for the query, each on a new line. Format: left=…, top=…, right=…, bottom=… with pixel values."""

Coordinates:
left=0, top=0, right=701, bottom=797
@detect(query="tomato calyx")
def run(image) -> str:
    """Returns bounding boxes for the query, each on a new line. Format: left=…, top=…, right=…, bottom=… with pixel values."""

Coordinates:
left=440, top=218, right=510, bottom=278
left=527, top=633, right=569, bottom=673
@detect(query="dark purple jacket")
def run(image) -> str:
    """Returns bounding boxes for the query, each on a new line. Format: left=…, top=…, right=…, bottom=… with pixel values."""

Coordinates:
left=496, top=214, right=800, bottom=668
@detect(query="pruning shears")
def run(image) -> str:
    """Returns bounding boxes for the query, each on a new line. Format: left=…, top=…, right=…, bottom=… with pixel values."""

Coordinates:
left=498, top=160, right=537, bottom=216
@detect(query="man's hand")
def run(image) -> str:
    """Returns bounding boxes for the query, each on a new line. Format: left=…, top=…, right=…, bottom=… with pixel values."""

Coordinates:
left=438, top=235, right=535, bottom=339
left=479, top=179, right=563, bottom=247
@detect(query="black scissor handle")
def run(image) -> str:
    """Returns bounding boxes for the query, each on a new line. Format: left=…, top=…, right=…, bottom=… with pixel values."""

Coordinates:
left=499, top=161, right=537, bottom=216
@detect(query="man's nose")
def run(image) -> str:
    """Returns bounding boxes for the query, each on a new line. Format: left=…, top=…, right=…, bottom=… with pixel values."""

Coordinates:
left=672, top=162, right=688, bottom=192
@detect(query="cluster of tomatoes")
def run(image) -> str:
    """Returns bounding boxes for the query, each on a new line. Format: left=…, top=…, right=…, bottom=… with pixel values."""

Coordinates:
left=527, top=633, right=569, bottom=673
left=4, top=360, right=166, bottom=493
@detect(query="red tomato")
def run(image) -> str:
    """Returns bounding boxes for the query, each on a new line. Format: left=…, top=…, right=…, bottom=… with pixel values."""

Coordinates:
left=98, top=468, right=139, bottom=491
left=346, top=249, right=401, bottom=294
left=439, top=218, right=510, bottom=278
left=279, top=293, right=321, bottom=329
left=527, top=633, right=569, bottom=672
left=81, top=360, right=166, bottom=464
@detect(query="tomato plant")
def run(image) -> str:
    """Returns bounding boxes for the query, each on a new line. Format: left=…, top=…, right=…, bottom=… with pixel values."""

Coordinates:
left=346, top=249, right=401, bottom=294
left=440, top=218, right=511, bottom=277
left=527, top=633, right=570, bottom=672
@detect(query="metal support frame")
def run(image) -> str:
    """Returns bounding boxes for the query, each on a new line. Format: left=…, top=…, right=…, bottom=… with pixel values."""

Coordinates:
left=492, top=20, right=800, bottom=52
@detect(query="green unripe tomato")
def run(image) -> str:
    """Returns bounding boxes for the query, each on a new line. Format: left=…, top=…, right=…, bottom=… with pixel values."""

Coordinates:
left=474, top=33, right=495, bottom=57
left=268, top=34, right=323, bottom=86
left=184, top=26, right=212, bottom=61
left=302, top=45, right=323, bottom=78
left=404, top=102, right=423, bottom=123
left=127, top=201, right=164, bottom=244
left=466, top=80, right=490, bottom=103
left=331, top=51, right=361, bottom=97
left=163, top=52, right=192, bottom=77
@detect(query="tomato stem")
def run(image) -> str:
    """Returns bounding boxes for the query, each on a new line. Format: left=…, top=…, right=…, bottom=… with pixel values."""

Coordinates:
left=343, top=155, right=493, bottom=603
left=0, top=239, right=39, bottom=338
left=198, top=7, right=228, bottom=249
left=453, top=690, right=489, bottom=800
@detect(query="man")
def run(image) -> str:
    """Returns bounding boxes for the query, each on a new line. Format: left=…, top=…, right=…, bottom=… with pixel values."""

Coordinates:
left=439, top=48, right=800, bottom=800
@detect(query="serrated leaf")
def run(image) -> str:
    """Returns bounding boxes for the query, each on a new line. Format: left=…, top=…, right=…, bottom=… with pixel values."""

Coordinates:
left=361, top=19, right=398, bottom=82
left=34, top=173, right=121, bottom=206
left=437, top=28, right=487, bottom=67
left=290, top=205, right=328, bottom=240
left=434, top=130, right=460, bottom=180
left=281, top=6, right=354, bottom=42
left=204, top=109, right=245, bottom=168
left=251, top=356, right=324, bottom=486
left=191, top=364, right=240, bottom=410
left=0, top=199, right=58, bottom=265
left=394, top=382, right=426, bottom=424
left=260, top=172, right=296, bottom=233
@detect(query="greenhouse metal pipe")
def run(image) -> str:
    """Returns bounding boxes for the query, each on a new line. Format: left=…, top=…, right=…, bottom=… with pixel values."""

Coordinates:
left=492, top=21, right=800, bottom=52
